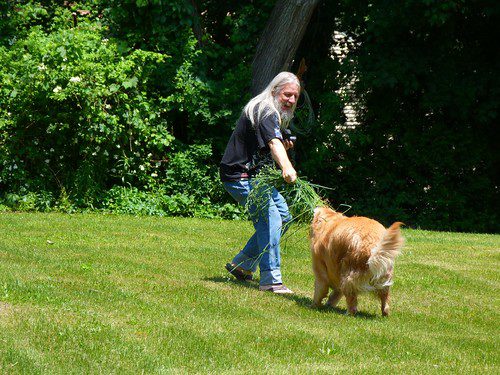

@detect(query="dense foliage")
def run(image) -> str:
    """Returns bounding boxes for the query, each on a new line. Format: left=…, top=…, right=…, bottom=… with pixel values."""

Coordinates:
left=295, top=0, right=499, bottom=232
left=0, top=0, right=260, bottom=218
left=0, top=0, right=497, bottom=232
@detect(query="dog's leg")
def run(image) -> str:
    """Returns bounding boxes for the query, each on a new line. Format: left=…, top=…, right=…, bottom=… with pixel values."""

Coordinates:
left=378, top=288, right=390, bottom=316
left=312, top=277, right=329, bottom=307
left=344, top=293, right=358, bottom=315
left=311, top=257, right=329, bottom=307
left=326, top=288, right=342, bottom=307
left=341, top=273, right=358, bottom=315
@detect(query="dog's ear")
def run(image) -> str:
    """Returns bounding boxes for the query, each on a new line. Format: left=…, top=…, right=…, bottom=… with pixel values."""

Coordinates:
left=313, top=206, right=323, bottom=219
left=313, top=207, right=325, bottom=223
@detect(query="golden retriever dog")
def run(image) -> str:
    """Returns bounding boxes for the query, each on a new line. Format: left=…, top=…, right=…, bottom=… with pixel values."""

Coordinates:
left=309, top=206, right=404, bottom=316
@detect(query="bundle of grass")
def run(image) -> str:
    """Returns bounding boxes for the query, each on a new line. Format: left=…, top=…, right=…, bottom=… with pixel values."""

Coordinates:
left=246, top=165, right=329, bottom=225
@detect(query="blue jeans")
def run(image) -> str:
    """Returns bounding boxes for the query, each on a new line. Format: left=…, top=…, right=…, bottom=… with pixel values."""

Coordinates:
left=223, top=179, right=292, bottom=285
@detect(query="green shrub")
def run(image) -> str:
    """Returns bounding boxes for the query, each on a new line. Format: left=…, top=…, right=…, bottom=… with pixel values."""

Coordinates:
left=162, top=144, right=224, bottom=202
left=0, top=2, right=266, bottom=220
left=0, top=20, right=172, bottom=201
left=2, top=191, right=55, bottom=212
left=98, top=185, right=243, bottom=219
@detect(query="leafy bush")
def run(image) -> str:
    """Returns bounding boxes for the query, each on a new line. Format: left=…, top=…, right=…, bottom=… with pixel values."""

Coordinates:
left=0, top=19, right=172, bottom=202
left=98, top=186, right=243, bottom=219
left=0, top=2, right=250, bottom=220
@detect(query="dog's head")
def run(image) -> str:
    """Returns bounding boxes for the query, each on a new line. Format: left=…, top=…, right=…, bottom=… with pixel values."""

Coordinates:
left=313, top=206, right=341, bottom=221
left=310, top=206, right=343, bottom=238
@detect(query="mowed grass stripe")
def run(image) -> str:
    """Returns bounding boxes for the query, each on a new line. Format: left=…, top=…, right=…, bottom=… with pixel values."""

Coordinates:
left=0, top=213, right=498, bottom=374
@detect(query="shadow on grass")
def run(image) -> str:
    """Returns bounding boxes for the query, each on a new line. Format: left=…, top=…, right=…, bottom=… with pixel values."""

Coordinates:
left=205, top=276, right=260, bottom=291
left=205, top=276, right=378, bottom=319
left=280, top=293, right=378, bottom=319
left=313, top=305, right=378, bottom=319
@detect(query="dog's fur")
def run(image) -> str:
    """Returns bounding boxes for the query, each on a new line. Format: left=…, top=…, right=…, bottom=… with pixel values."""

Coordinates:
left=309, top=206, right=404, bottom=316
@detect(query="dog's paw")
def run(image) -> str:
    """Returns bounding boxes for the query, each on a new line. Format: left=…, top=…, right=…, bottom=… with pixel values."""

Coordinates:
left=347, top=308, right=358, bottom=316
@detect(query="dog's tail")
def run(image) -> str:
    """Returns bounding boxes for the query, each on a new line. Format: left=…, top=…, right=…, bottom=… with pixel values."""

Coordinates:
left=367, top=222, right=404, bottom=282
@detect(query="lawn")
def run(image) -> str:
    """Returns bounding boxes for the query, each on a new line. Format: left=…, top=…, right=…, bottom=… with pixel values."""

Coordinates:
left=0, top=213, right=498, bottom=374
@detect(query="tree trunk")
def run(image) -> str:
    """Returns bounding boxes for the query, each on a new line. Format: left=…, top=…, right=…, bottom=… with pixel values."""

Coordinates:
left=251, top=0, right=320, bottom=95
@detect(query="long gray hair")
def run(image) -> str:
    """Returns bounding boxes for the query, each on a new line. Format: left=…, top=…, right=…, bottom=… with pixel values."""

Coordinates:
left=244, top=71, right=300, bottom=129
